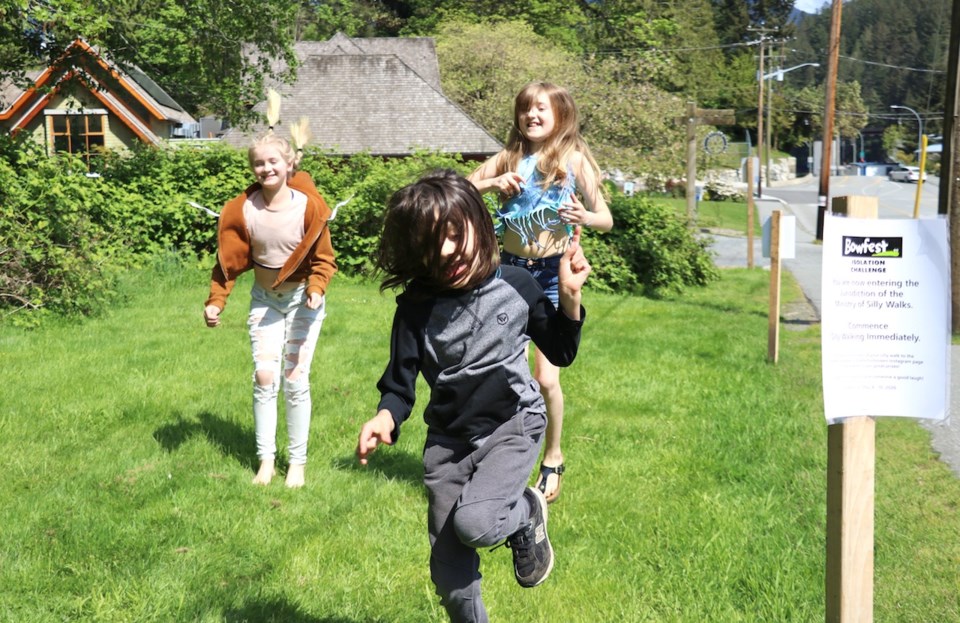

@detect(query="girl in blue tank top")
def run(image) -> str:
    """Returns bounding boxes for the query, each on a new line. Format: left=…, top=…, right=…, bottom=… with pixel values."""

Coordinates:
left=468, top=82, right=613, bottom=505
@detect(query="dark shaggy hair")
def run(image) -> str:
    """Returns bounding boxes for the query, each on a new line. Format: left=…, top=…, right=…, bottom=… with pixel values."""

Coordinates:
left=377, top=170, right=500, bottom=293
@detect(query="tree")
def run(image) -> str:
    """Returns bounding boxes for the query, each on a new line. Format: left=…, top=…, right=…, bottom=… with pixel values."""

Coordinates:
left=435, top=17, right=684, bottom=177
left=793, top=0, right=948, bottom=135
left=435, top=18, right=585, bottom=143
left=790, top=80, right=869, bottom=147
left=2, top=0, right=301, bottom=125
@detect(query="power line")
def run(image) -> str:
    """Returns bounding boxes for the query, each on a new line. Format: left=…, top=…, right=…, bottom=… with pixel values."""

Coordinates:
left=839, top=55, right=945, bottom=74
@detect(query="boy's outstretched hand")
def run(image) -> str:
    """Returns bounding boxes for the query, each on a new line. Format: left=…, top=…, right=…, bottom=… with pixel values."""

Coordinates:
left=558, top=226, right=590, bottom=320
left=356, top=410, right=396, bottom=465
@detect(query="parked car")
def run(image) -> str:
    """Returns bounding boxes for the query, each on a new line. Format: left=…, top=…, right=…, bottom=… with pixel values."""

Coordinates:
left=888, top=165, right=925, bottom=183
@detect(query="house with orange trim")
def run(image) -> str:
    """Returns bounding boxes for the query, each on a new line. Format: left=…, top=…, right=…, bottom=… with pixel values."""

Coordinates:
left=0, top=38, right=196, bottom=168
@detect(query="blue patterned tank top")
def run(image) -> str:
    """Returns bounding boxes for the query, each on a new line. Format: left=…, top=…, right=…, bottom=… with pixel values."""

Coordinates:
left=495, top=155, right=575, bottom=247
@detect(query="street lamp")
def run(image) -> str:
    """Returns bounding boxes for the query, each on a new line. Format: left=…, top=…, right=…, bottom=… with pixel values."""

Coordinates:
left=760, top=63, right=820, bottom=189
left=761, top=62, right=821, bottom=82
left=890, top=104, right=923, bottom=156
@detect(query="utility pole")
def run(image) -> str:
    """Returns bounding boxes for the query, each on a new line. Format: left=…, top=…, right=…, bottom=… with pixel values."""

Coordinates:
left=766, top=41, right=787, bottom=192
left=766, top=69, right=774, bottom=189
left=757, top=36, right=766, bottom=197
left=748, top=25, right=780, bottom=198
left=938, top=0, right=960, bottom=332
left=748, top=26, right=772, bottom=197
left=816, top=0, right=843, bottom=241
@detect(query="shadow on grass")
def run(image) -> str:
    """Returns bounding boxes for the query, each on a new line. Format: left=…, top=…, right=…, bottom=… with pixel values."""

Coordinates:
left=153, top=411, right=258, bottom=472
left=331, top=450, right=424, bottom=488
left=223, top=598, right=373, bottom=623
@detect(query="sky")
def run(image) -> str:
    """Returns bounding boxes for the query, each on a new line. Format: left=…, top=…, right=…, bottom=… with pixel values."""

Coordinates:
left=794, top=0, right=830, bottom=13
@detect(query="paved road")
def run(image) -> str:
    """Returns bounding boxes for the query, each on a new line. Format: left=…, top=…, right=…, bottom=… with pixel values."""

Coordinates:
left=706, top=177, right=960, bottom=477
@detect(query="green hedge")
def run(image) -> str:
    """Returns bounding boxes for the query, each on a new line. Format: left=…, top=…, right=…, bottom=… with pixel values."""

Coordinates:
left=0, top=137, right=717, bottom=324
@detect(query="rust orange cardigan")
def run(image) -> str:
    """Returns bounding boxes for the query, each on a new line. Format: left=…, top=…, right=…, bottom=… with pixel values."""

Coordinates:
left=205, top=171, right=337, bottom=310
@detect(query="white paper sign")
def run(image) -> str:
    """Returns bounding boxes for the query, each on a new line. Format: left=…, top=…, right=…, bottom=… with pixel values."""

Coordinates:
left=762, top=214, right=796, bottom=259
left=821, top=214, right=950, bottom=422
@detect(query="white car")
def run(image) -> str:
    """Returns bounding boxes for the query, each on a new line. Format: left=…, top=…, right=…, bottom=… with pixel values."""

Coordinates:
left=888, top=165, right=925, bottom=183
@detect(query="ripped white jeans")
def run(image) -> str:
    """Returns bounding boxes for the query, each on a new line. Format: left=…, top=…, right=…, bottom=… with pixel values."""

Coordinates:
left=247, top=282, right=325, bottom=464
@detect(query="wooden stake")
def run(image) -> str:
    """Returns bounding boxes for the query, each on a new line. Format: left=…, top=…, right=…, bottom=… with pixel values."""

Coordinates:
left=826, top=418, right=875, bottom=623
left=747, top=157, right=755, bottom=269
left=767, top=210, right=781, bottom=363
left=825, top=195, right=878, bottom=623
left=686, top=101, right=697, bottom=224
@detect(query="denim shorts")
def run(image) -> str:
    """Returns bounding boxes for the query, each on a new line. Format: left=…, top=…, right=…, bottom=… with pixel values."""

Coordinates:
left=501, top=251, right=560, bottom=307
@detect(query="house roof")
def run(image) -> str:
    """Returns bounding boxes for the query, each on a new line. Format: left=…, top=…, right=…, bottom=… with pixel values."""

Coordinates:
left=224, top=34, right=500, bottom=157
left=256, top=33, right=442, bottom=92
left=0, top=39, right=195, bottom=143
left=294, top=33, right=442, bottom=91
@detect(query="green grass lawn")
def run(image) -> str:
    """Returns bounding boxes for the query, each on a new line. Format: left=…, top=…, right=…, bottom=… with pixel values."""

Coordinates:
left=2, top=266, right=958, bottom=622
left=656, top=196, right=752, bottom=234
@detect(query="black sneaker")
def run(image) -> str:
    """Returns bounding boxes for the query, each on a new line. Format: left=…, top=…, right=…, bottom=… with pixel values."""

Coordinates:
left=506, top=486, right=554, bottom=588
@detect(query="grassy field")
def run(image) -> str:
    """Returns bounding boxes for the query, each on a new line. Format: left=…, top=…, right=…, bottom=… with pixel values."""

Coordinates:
left=2, top=264, right=959, bottom=622
left=656, top=196, right=752, bottom=234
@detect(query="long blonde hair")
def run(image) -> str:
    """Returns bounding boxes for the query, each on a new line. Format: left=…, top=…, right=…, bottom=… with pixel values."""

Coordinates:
left=249, top=89, right=310, bottom=171
left=497, top=82, right=601, bottom=191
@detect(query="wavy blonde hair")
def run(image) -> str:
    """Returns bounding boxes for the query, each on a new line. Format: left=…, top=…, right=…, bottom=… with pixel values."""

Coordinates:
left=248, top=89, right=310, bottom=171
left=496, top=82, right=601, bottom=191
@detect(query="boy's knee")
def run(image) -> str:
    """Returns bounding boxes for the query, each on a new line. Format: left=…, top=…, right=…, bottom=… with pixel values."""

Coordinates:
left=452, top=502, right=503, bottom=548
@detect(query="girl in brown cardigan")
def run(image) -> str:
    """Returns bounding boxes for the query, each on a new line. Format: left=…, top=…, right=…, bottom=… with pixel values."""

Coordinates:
left=204, top=91, right=337, bottom=488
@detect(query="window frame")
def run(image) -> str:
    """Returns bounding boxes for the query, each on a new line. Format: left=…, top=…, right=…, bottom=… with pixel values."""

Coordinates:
left=45, top=109, right=108, bottom=169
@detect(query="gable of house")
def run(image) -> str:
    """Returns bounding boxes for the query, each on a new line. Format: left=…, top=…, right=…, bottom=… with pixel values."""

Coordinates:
left=224, top=33, right=500, bottom=159
left=0, top=39, right=196, bottom=166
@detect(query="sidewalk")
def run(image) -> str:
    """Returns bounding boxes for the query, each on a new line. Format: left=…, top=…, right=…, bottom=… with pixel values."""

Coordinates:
left=705, top=194, right=960, bottom=478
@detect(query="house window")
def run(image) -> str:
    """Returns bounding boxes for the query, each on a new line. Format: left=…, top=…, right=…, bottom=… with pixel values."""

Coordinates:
left=47, top=111, right=107, bottom=169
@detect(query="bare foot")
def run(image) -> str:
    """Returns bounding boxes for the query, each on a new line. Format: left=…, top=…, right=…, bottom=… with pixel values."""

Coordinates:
left=252, top=459, right=276, bottom=485
left=285, top=463, right=305, bottom=489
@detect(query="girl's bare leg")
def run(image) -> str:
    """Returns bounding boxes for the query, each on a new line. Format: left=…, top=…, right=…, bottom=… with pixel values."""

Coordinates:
left=533, top=346, right=564, bottom=502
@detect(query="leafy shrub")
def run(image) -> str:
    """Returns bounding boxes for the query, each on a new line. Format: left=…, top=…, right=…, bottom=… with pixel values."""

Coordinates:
left=0, top=137, right=123, bottom=324
left=590, top=194, right=719, bottom=297
left=302, top=151, right=471, bottom=275
left=1, top=139, right=718, bottom=321
left=703, top=177, right=744, bottom=202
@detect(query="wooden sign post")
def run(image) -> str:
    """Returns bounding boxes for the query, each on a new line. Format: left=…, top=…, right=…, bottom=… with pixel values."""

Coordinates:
left=826, top=195, right=879, bottom=623
left=678, top=103, right=735, bottom=224
left=746, top=158, right=755, bottom=269
left=767, top=210, right=782, bottom=363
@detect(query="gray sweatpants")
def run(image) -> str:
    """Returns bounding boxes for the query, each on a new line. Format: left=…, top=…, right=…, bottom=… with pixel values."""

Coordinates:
left=423, top=410, right=547, bottom=623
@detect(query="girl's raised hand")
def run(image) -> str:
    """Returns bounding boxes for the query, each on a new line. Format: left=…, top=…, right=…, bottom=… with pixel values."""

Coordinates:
left=494, top=172, right=525, bottom=197
left=558, top=194, right=590, bottom=227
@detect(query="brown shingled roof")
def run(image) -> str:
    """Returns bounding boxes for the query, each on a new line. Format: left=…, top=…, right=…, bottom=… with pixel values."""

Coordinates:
left=224, top=34, right=500, bottom=158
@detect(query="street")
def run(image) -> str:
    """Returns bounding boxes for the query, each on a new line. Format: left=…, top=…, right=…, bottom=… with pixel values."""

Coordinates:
left=765, top=174, right=943, bottom=236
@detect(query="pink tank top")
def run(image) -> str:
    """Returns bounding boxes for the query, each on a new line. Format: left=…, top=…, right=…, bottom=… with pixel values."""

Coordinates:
left=243, top=189, right=307, bottom=268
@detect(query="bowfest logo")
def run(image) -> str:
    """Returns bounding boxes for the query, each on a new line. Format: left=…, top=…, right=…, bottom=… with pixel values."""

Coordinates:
left=841, top=236, right=902, bottom=258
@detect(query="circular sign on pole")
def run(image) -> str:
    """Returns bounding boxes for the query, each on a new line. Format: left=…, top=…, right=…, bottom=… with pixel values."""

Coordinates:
left=703, top=131, right=728, bottom=155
